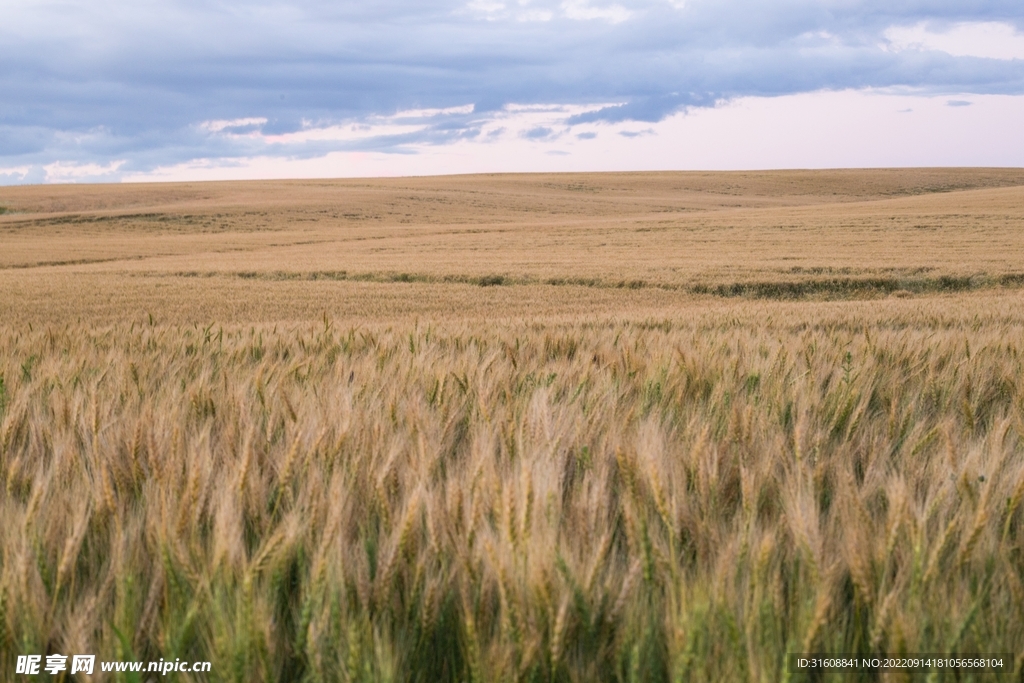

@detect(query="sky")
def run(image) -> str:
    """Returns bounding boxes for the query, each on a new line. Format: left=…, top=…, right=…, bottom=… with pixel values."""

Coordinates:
left=1, top=0, right=1023, bottom=184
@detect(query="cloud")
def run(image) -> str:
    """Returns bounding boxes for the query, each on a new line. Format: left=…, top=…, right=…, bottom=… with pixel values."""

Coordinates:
left=2, top=0, right=1024, bottom=181
left=561, top=0, right=632, bottom=24
left=199, top=118, right=269, bottom=134
left=465, top=0, right=630, bottom=23
left=0, top=165, right=39, bottom=184
left=884, top=21, right=1024, bottom=61
left=566, top=94, right=718, bottom=124
left=41, top=160, right=126, bottom=183
left=522, top=126, right=556, bottom=139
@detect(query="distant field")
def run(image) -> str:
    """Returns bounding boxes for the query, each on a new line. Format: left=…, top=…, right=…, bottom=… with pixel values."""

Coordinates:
left=1, top=170, right=1023, bottom=682
left=2, top=169, right=1024, bottom=324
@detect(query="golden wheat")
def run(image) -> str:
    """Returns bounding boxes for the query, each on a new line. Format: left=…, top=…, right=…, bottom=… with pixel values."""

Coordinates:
left=0, top=301, right=1021, bottom=681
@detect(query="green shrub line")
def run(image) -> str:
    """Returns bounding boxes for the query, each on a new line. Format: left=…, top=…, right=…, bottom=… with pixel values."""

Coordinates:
left=205, top=269, right=1024, bottom=299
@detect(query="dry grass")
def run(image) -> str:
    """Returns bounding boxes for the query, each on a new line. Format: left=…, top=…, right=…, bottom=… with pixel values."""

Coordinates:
left=1, top=170, right=1023, bottom=682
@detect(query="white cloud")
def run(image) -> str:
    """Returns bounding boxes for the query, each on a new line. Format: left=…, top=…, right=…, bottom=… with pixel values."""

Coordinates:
left=199, top=117, right=268, bottom=133
left=43, top=160, right=125, bottom=182
left=465, top=0, right=508, bottom=19
left=262, top=122, right=429, bottom=145
left=389, top=104, right=475, bottom=119
left=517, top=9, right=553, bottom=21
left=466, top=0, right=635, bottom=22
left=884, top=21, right=1024, bottom=61
left=0, top=165, right=33, bottom=183
left=561, top=0, right=632, bottom=24
left=190, top=102, right=616, bottom=152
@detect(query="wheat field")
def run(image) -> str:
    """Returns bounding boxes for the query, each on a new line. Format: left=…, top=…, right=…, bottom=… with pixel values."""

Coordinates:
left=1, top=170, right=1023, bottom=682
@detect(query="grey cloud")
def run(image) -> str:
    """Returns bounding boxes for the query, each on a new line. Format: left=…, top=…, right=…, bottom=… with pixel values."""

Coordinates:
left=0, top=126, right=51, bottom=156
left=522, top=127, right=555, bottom=139
left=567, top=94, right=716, bottom=124
left=618, top=129, right=655, bottom=138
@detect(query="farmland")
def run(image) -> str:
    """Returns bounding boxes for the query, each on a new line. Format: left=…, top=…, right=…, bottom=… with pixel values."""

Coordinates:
left=1, top=169, right=1023, bottom=681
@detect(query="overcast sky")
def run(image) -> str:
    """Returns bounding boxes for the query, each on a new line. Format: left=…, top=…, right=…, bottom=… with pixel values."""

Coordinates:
left=2, top=0, right=1023, bottom=183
